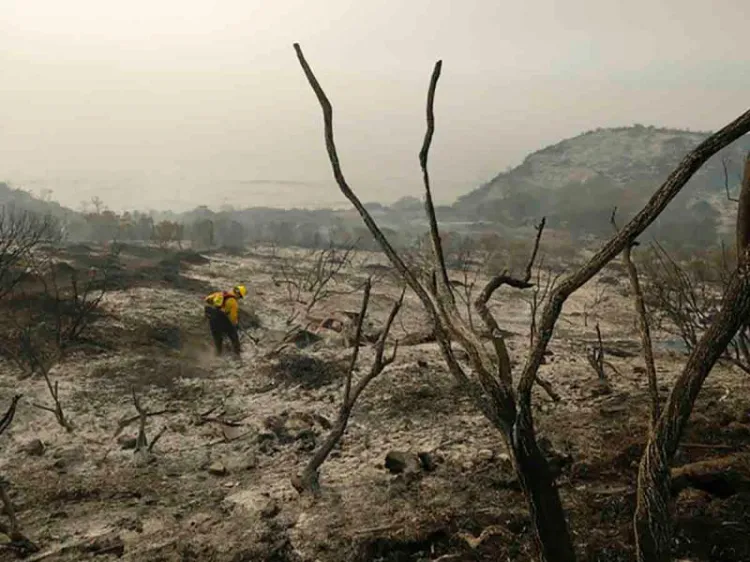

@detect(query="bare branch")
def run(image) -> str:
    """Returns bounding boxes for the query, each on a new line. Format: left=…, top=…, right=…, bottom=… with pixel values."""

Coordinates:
left=0, top=395, right=21, bottom=436
left=612, top=209, right=659, bottom=427
left=293, top=43, right=499, bottom=428
left=737, top=152, right=750, bottom=264
left=23, top=349, right=72, bottom=432
left=585, top=323, right=608, bottom=382
left=113, top=408, right=176, bottom=437
left=524, top=217, right=547, bottom=281
left=292, top=44, right=428, bottom=305
left=343, top=278, right=371, bottom=406
left=473, top=219, right=548, bottom=393
left=419, top=61, right=453, bottom=303
left=477, top=219, right=546, bottom=308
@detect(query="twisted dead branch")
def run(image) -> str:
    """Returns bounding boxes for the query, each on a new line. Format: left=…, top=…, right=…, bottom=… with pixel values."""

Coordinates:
left=114, top=388, right=171, bottom=461
left=294, top=42, right=571, bottom=560
left=611, top=209, right=659, bottom=427
left=292, top=278, right=402, bottom=494
left=0, top=395, right=21, bottom=436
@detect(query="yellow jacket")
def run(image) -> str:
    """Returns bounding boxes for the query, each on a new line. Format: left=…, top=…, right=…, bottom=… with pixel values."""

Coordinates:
left=205, top=291, right=240, bottom=326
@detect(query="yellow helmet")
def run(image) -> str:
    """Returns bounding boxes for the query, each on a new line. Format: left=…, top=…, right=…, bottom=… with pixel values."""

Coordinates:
left=234, top=285, right=247, bottom=298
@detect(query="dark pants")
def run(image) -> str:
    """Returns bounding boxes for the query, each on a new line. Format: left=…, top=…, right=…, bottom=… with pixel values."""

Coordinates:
left=204, top=305, right=241, bottom=356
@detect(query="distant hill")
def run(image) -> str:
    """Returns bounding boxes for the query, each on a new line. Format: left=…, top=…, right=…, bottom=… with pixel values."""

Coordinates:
left=453, top=125, right=750, bottom=244
left=4, top=124, right=748, bottom=250
left=0, top=181, right=80, bottom=219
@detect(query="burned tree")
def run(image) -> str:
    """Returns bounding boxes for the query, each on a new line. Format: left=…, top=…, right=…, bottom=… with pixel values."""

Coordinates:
left=637, top=238, right=750, bottom=376
left=633, top=153, right=750, bottom=562
left=293, top=41, right=750, bottom=562
left=113, top=387, right=174, bottom=465
left=272, top=241, right=357, bottom=325
left=292, top=278, right=402, bottom=494
left=0, top=246, right=118, bottom=431
left=612, top=210, right=660, bottom=427
left=0, top=206, right=59, bottom=301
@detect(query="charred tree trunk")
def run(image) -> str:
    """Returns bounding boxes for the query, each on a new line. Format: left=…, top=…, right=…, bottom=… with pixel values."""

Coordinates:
left=511, top=403, right=576, bottom=562
left=295, top=408, right=350, bottom=494
left=736, top=154, right=750, bottom=260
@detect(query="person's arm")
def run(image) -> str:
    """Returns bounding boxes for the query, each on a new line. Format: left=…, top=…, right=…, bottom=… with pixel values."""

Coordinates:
left=226, top=298, right=239, bottom=326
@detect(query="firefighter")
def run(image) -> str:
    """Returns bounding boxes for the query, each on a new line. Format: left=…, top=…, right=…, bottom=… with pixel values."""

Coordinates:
left=204, top=285, right=247, bottom=357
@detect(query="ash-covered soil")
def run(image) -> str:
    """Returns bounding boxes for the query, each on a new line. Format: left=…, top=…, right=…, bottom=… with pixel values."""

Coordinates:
left=0, top=244, right=748, bottom=562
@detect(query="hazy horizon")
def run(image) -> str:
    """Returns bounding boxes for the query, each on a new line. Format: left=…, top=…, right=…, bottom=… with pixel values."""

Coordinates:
left=2, top=0, right=748, bottom=213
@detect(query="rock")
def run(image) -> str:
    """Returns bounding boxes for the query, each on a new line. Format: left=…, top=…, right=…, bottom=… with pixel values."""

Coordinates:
left=313, top=414, right=332, bottom=430
left=384, top=451, right=421, bottom=474
left=476, top=449, right=495, bottom=462
left=285, top=415, right=314, bottom=440
left=716, top=411, right=735, bottom=427
left=294, top=429, right=317, bottom=452
left=600, top=404, right=628, bottom=415
left=221, top=424, right=247, bottom=442
left=497, top=453, right=512, bottom=466
left=260, top=501, right=281, bottom=519
left=417, top=452, right=437, bottom=472
left=537, top=437, right=553, bottom=456
left=50, top=445, right=86, bottom=471
left=141, top=494, right=158, bottom=506
left=723, top=422, right=750, bottom=438
left=257, top=430, right=276, bottom=443
left=118, top=436, right=138, bottom=450
left=207, top=462, right=228, bottom=476
left=263, top=415, right=287, bottom=436
left=23, top=439, right=45, bottom=457
left=82, top=532, right=125, bottom=557
left=227, top=454, right=259, bottom=472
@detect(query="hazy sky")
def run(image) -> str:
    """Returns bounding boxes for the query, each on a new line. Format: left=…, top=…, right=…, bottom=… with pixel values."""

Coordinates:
left=1, top=0, right=748, bottom=212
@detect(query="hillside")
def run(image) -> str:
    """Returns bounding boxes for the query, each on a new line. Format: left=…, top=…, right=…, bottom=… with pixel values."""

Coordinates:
left=454, top=125, right=750, bottom=243
left=0, top=182, right=80, bottom=219
left=5, top=125, right=749, bottom=248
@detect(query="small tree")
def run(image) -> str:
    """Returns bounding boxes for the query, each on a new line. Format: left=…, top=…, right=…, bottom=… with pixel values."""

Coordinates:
left=1, top=246, right=118, bottom=431
left=153, top=220, right=183, bottom=249
left=272, top=241, right=358, bottom=325
left=0, top=206, right=60, bottom=301
left=292, top=278, right=402, bottom=494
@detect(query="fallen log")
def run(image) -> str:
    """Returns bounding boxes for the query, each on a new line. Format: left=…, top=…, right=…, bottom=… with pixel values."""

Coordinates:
left=671, top=452, right=750, bottom=498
